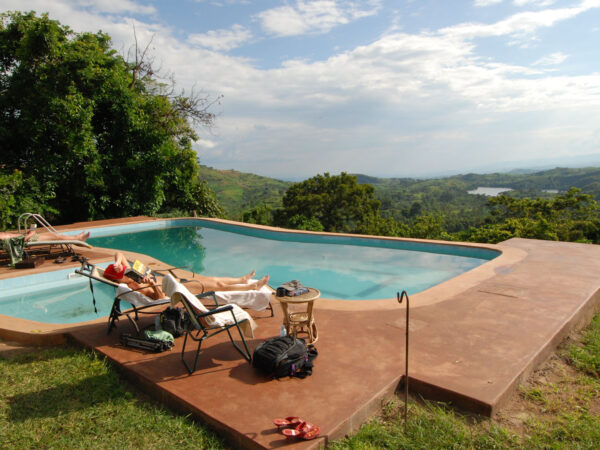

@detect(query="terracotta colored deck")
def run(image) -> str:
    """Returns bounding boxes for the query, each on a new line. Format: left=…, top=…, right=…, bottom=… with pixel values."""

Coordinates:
left=2, top=217, right=600, bottom=449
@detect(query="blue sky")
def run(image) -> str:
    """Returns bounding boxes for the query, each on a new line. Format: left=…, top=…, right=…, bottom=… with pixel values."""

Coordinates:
left=2, top=0, right=600, bottom=179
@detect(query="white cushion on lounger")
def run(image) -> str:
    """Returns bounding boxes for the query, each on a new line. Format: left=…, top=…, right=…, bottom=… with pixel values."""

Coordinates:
left=26, top=240, right=92, bottom=248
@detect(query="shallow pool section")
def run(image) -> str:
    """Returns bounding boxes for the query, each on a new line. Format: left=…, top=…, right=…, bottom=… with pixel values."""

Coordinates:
left=0, top=266, right=116, bottom=324
left=89, top=220, right=499, bottom=300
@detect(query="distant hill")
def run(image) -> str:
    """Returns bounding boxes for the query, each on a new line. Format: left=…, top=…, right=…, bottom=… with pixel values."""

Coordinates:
left=200, top=165, right=600, bottom=229
left=198, top=165, right=291, bottom=219
left=354, top=167, right=600, bottom=198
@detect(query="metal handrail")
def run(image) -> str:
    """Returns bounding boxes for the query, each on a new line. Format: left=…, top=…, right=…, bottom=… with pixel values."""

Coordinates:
left=17, top=213, right=58, bottom=234
left=17, top=213, right=73, bottom=254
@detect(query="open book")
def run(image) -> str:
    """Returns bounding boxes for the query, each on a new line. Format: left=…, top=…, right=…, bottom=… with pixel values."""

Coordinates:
left=126, top=260, right=152, bottom=283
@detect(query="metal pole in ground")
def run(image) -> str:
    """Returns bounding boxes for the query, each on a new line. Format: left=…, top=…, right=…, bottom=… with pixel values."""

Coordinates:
left=397, top=290, right=409, bottom=432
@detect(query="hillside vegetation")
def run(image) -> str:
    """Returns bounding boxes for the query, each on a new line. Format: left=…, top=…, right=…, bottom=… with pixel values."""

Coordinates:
left=198, top=165, right=290, bottom=219
left=199, top=166, right=600, bottom=240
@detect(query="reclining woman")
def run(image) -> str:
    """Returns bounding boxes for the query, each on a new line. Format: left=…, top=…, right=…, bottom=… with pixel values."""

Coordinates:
left=0, top=228, right=90, bottom=242
left=103, top=252, right=270, bottom=301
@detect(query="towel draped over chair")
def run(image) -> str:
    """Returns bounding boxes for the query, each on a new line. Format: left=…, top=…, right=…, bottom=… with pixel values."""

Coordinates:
left=162, top=274, right=256, bottom=338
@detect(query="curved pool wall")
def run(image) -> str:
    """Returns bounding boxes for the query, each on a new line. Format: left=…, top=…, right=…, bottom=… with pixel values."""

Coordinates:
left=87, top=218, right=500, bottom=260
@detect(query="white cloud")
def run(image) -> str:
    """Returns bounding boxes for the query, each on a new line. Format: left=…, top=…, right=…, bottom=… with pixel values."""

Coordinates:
left=442, top=1, right=600, bottom=44
left=188, top=24, right=252, bottom=51
left=76, top=0, right=156, bottom=15
left=195, top=138, right=217, bottom=149
left=256, top=0, right=381, bottom=37
left=514, top=0, right=558, bottom=7
left=533, top=51, right=568, bottom=66
left=474, top=0, right=503, bottom=6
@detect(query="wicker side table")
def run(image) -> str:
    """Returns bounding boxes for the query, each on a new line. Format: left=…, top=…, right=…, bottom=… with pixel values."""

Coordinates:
left=276, top=287, right=320, bottom=344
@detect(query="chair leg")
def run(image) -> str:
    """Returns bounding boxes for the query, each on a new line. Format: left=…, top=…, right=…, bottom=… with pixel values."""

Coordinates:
left=107, top=315, right=116, bottom=335
left=181, top=331, right=204, bottom=375
left=310, top=320, right=318, bottom=344
left=124, top=311, right=141, bottom=335
left=226, top=323, right=252, bottom=362
left=106, top=302, right=120, bottom=335
left=268, top=301, right=274, bottom=317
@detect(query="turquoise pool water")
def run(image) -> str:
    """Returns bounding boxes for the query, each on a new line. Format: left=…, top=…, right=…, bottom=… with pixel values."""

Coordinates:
left=88, top=220, right=498, bottom=300
left=0, top=266, right=116, bottom=324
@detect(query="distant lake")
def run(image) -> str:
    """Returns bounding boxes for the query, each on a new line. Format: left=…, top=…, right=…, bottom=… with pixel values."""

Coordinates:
left=467, top=187, right=513, bottom=196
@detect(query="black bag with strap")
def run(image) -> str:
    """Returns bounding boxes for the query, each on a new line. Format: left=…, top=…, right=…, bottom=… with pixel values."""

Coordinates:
left=159, top=306, right=188, bottom=337
left=252, top=335, right=318, bottom=379
left=119, top=333, right=173, bottom=353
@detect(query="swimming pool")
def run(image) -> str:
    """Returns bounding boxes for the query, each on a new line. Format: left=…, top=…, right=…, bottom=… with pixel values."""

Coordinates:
left=0, top=219, right=499, bottom=324
left=88, top=219, right=499, bottom=300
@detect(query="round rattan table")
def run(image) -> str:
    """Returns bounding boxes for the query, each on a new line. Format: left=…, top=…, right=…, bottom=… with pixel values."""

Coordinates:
left=276, top=287, right=320, bottom=344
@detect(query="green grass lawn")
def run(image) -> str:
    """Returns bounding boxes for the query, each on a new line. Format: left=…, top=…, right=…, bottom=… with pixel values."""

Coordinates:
left=2, top=312, right=600, bottom=449
left=0, top=347, right=225, bottom=449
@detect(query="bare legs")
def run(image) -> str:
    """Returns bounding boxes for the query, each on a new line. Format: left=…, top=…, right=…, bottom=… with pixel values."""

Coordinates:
left=166, top=270, right=269, bottom=294
left=211, top=275, right=270, bottom=292
left=202, top=269, right=256, bottom=285
left=33, top=231, right=90, bottom=242
left=1, top=230, right=90, bottom=242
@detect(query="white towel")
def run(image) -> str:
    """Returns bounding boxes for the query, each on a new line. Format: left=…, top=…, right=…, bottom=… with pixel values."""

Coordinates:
left=213, top=280, right=271, bottom=311
left=116, top=283, right=170, bottom=307
left=162, top=275, right=256, bottom=338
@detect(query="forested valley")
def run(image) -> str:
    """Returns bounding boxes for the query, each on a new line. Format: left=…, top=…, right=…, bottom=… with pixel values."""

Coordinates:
left=201, top=165, right=600, bottom=245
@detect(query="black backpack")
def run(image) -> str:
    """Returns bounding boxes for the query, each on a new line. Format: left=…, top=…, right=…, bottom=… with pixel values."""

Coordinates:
left=159, top=307, right=188, bottom=338
left=252, top=335, right=318, bottom=379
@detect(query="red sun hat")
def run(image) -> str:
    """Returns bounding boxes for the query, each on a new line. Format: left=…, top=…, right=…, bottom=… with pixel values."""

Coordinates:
left=104, top=263, right=126, bottom=281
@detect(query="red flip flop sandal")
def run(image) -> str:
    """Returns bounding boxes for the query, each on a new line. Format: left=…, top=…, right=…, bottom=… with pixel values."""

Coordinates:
left=302, top=425, right=321, bottom=440
left=273, top=416, right=302, bottom=428
left=281, top=421, right=321, bottom=440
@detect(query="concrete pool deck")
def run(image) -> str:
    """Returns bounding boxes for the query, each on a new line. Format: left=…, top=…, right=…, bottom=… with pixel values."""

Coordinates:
left=2, top=217, right=600, bottom=448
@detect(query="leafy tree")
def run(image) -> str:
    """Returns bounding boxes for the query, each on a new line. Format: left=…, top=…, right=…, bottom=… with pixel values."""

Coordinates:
left=460, top=188, right=600, bottom=243
left=241, top=204, right=274, bottom=226
left=0, top=170, right=57, bottom=230
left=402, top=214, right=454, bottom=241
left=275, top=172, right=396, bottom=235
left=287, top=214, right=325, bottom=232
left=0, top=11, right=222, bottom=227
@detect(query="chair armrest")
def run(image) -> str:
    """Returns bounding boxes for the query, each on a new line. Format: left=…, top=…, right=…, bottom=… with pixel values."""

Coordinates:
left=196, top=291, right=219, bottom=306
left=153, top=265, right=196, bottom=280
left=77, top=260, right=94, bottom=274
left=196, top=304, right=234, bottom=318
